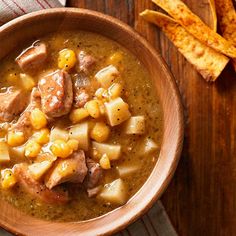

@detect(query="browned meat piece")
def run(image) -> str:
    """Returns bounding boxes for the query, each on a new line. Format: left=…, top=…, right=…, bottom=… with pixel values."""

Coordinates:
left=16, top=41, right=47, bottom=71
left=0, top=88, right=28, bottom=122
left=45, top=150, right=88, bottom=189
left=87, top=186, right=102, bottom=198
left=86, top=158, right=103, bottom=189
left=13, top=163, right=68, bottom=204
left=38, top=70, right=73, bottom=118
left=73, top=73, right=90, bottom=108
left=78, top=51, right=96, bottom=73
left=13, top=87, right=41, bottom=136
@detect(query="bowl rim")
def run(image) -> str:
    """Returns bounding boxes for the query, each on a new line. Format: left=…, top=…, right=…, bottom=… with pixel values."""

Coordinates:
left=0, top=8, right=184, bottom=236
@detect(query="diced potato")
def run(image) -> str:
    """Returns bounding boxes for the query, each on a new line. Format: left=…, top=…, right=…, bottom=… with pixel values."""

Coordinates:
left=7, top=131, right=25, bottom=147
left=19, top=73, right=36, bottom=91
left=50, top=140, right=72, bottom=158
left=67, top=139, right=79, bottom=151
left=69, top=122, right=89, bottom=151
left=116, top=165, right=139, bottom=178
left=50, top=127, right=69, bottom=142
left=107, top=51, right=123, bottom=66
left=0, top=141, right=10, bottom=163
left=30, top=108, right=47, bottom=130
left=1, top=169, right=17, bottom=189
left=92, top=141, right=121, bottom=160
left=85, top=100, right=100, bottom=119
left=90, top=122, right=110, bottom=143
left=104, top=97, right=131, bottom=126
left=58, top=49, right=77, bottom=71
left=28, top=161, right=53, bottom=180
left=95, top=65, right=119, bottom=88
left=25, top=140, right=41, bottom=158
left=139, top=137, right=158, bottom=155
left=99, top=154, right=111, bottom=169
left=124, top=116, right=145, bottom=134
left=69, top=108, right=89, bottom=124
left=32, top=128, right=50, bottom=144
left=108, top=83, right=123, bottom=99
left=99, top=179, right=126, bottom=205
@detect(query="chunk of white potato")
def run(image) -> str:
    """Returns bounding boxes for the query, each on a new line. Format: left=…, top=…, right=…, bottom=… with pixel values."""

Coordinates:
left=50, top=127, right=69, bottom=142
left=92, top=141, right=121, bottom=160
left=124, top=116, right=145, bottom=134
left=105, top=97, right=131, bottom=126
left=139, top=137, right=158, bottom=155
left=95, top=65, right=119, bottom=88
left=28, top=161, right=53, bottom=180
left=116, top=165, right=139, bottom=178
left=99, top=178, right=127, bottom=205
left=69, top=122, right=89, bottom=151
left=0, top=141, right=10, bottom=163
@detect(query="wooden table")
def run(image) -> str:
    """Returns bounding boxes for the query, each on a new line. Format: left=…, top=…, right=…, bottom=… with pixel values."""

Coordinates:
left=67, top=1, right=236, bottom=235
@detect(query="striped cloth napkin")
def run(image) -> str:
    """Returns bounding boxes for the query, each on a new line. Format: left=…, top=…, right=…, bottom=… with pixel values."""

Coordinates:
left=0, top=1, right=178, bottom=236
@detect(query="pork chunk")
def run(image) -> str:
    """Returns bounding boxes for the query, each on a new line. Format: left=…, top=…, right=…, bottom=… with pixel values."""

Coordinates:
left=13, top=87, right=41, bottom=136
left=45, top=150, right=88, bottom=189
left=78, top=51, right=96, bottom=73
left=16, top=41, right=47, bottom=71
left=13, top=163, right=68, bottom=204
left=39, top=70, right=73, bottom=118
left=0, top=88, right=27, bottom=122
left=86, top=158, right=103, bottom=189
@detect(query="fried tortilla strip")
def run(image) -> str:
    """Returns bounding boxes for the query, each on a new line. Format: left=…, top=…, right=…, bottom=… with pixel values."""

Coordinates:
left=209, top=0, right=217, bottom=32
left=140, top=10, right=229, bottom=81
left=215, top=0, right=236, bottom=71
left=151, top=0, right=236, bottom=58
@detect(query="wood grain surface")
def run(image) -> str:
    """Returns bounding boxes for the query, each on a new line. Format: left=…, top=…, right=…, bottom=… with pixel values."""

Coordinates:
left=67, top=0, right=236, bottom=235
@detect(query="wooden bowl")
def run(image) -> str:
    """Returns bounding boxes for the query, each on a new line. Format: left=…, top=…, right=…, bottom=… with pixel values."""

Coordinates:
left=0, top=8, right=184, bottom=236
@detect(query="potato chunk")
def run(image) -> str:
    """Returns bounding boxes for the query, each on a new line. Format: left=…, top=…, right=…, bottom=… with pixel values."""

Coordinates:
left=99, top=179, right=127, bottom=205
left=69, top=122, right=89, bottom=151
left=92, top=141, right=121, bottom=160
left=139, top=137, right=158, bottom=155
left=95, top=65, right=119, bottom=88
left=50, top=127, right=69, bottom=142
left=28, top=161, right=53, bottom=180
left=0, top=141, right=10, bottom=163
left=124, top=116, right=145, bottom=134
left=105, top=97, right=131, bottom=126
left=117, top=165, right=139, bottom=177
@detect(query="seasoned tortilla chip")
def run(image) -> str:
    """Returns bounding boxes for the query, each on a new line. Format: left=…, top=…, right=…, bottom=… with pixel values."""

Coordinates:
left=209, top=0, right=217, bottom=32
left=140, top=10, right=229, bottom=81
left=151, top=0, right=236, bottom=58
left=215, top=0, right=236, bottom=71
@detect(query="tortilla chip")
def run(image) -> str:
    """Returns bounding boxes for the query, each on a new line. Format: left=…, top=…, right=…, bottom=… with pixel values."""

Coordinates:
left=140, top=10, right=229, bottom=81
left=151, top=0, right=236, bottom=59
left=209, top=0, right=217, bottom=32
left=214, top=0, right=236, bottom=71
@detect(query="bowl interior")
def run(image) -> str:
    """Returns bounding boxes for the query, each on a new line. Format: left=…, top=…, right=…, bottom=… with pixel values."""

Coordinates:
left=0, top=8, right=183, bottom=236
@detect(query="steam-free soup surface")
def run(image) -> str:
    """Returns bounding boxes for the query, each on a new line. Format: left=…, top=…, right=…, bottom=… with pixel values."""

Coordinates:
left=0, top=31, right=162, bottom=221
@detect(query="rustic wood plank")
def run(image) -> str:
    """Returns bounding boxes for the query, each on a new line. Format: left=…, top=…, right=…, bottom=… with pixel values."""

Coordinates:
left=68, top=0, right=236, bottom=235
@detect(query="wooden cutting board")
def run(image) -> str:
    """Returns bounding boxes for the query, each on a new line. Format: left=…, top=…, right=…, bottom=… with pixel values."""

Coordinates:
left=67, top=0, right=236, bottom=235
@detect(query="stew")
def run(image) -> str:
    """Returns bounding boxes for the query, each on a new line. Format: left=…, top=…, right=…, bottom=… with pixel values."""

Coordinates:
left=0, top=31, right=163, bottom=221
